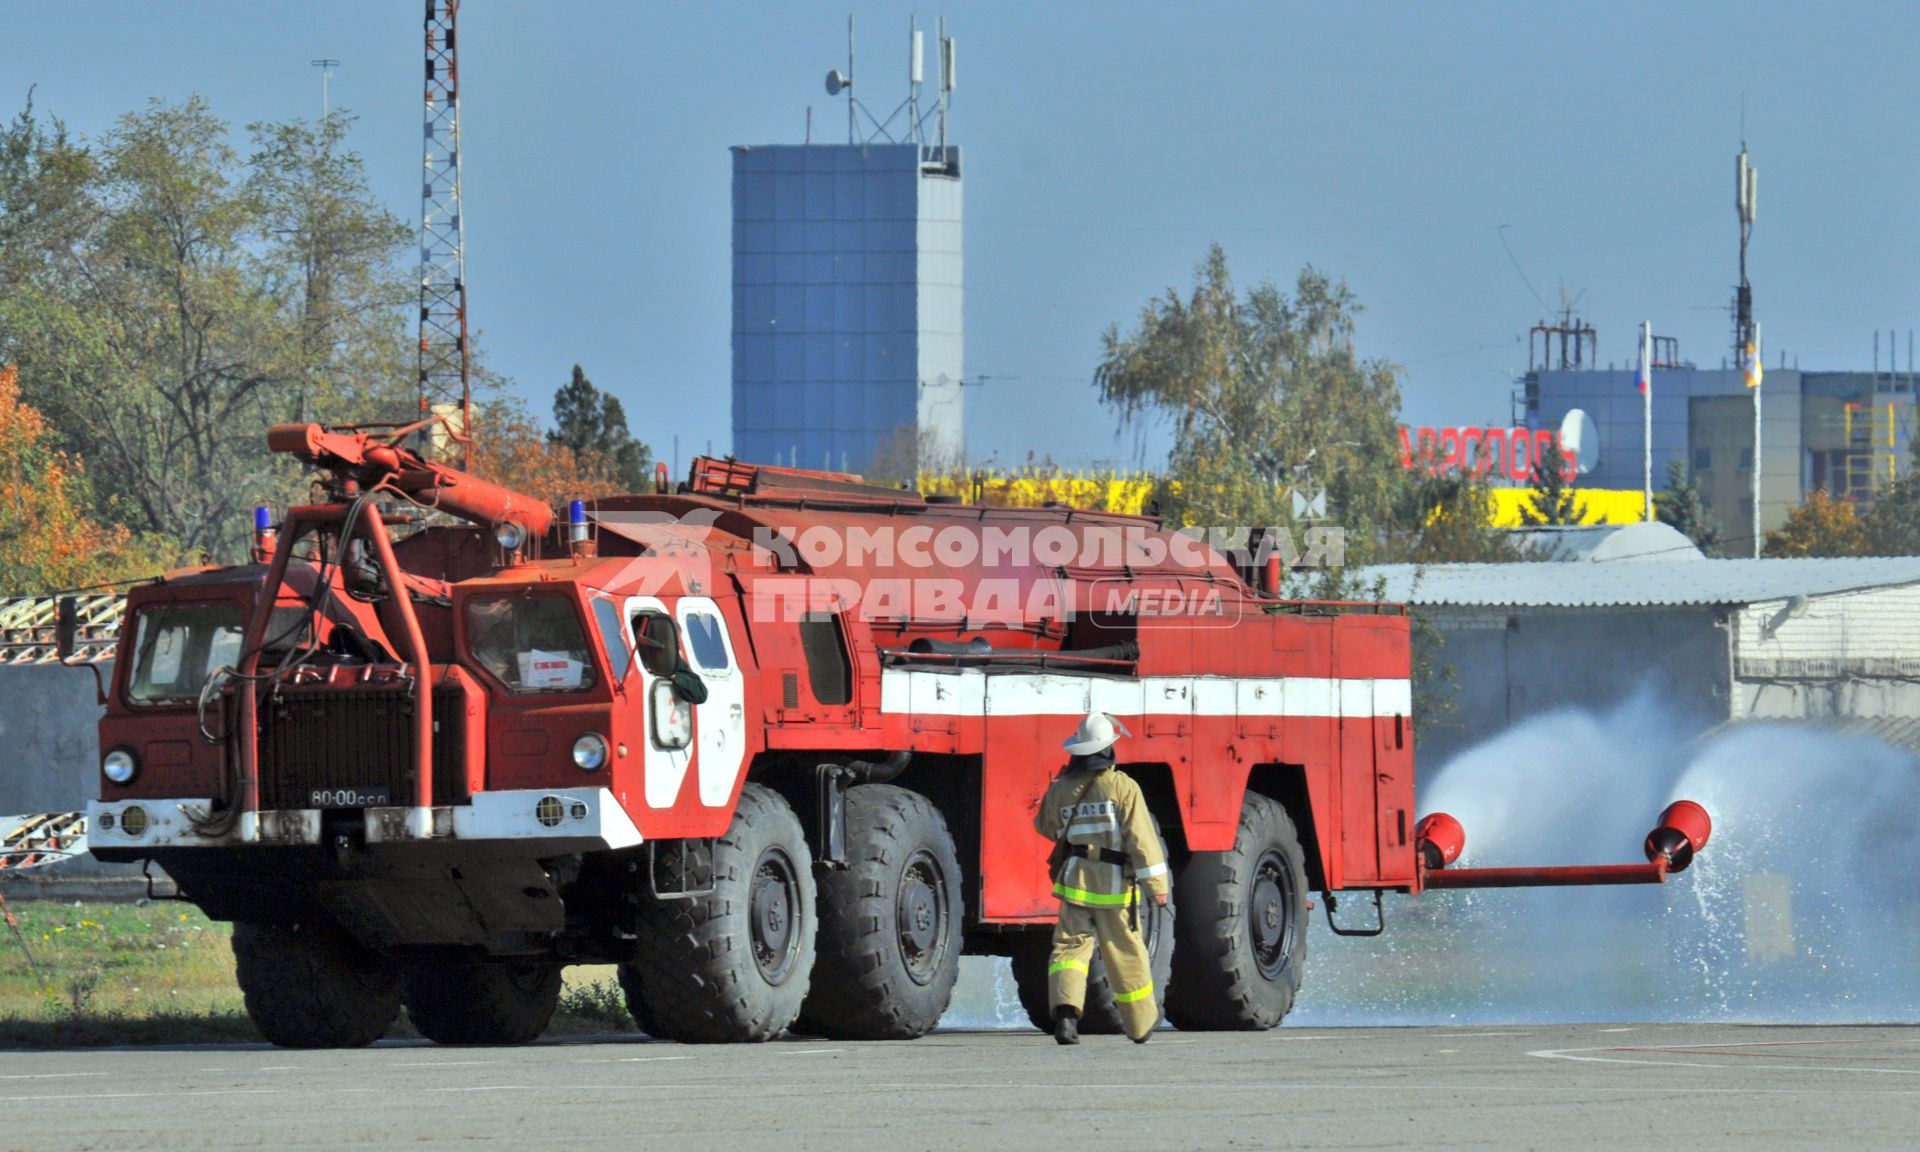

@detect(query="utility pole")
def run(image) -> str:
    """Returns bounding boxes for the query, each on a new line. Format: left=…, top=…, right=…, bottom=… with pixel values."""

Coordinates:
left=1749, top=322, right=1763, bottom=557
left=311, top=58, right=339, bottom=117
left=1736, top=140, right=1760, bottom=555
left=1734, top=142, right=1757, bottom=380
left=1638, top=320, right=1653, bottom=522
left=418, top=1, right=472, bottom=468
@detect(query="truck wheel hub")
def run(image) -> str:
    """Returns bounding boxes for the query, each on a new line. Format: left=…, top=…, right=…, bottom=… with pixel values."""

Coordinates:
left=895, top=849, right=949, bottom=985
left=749, top=848, right=801, bottom=984
left=1249, top=848, right=1295, bottom=982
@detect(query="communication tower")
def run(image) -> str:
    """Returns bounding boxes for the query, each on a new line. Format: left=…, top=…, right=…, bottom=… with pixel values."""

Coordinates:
left=418, top=0, right=472, bottom=467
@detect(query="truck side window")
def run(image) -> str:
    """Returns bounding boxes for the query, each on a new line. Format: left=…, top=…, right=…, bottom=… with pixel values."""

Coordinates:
left=630, top=612, right=679, bottom=678
left=684, top=612, right=730, bottom=673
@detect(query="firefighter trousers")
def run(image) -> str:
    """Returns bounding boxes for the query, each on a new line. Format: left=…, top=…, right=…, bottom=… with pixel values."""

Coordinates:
left=1046, top=902, right=1157, bottom=1040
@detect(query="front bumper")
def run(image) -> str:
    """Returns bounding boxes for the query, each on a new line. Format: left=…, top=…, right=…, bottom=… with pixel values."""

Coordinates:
left=86, top=788, right=644, bottom=853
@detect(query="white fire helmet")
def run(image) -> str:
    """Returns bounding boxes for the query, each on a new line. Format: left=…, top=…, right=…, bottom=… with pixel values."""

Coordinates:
left=1063, top=712, right=1131, bottom=756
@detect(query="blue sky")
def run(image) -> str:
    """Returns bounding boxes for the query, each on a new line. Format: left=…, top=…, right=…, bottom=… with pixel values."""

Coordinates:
left=6, top=2, right=1919, bottom=473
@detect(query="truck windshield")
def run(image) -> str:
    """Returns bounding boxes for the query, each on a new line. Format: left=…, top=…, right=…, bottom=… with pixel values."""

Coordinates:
left=127, top=604, right=245, bottom=705
left=465, top=594, right=599, bottom=694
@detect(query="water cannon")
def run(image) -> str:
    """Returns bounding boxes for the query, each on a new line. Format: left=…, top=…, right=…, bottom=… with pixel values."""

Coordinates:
left=1416, top=800, right=1712, bottom=890
left=1644, top=800, right=1712, bottom=874
left=1413, top=812, right=1464, bottom=870
left=267, top=422, right=553, bottom=540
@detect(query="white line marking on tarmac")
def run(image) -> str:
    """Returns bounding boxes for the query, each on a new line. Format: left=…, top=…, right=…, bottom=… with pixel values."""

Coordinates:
left=1598, top=1027, right=1635, bottom=1033
left=586, top=1056, right=694, bottom=1064
left=392, top=1060, right=502, bottom=1068
left=0, top=1072, right=109, bottom=1081
left=1429, top=1032, right=1533, bottom=1038
left=430, top=1085, right=533, bottom=1093
left=0, top=1088, right=301, bottom=1103
left=1527, top=1047, right=1920, bottom=1076
left=775, top=1048, right=845, bottom=1056
left=843, top=1080, right=1920, bottom=1096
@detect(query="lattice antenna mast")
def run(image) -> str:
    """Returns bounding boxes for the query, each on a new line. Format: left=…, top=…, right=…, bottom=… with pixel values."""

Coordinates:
left=419, top=0, right=471, bottom=468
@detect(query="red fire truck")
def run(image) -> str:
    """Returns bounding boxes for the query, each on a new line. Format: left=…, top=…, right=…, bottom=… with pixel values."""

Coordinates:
left=72, top=422, right=1709, bottom=1046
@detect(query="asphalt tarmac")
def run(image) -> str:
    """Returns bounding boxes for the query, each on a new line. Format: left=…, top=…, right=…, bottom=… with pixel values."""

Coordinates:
left=0, top=1024, right=1914, bottom=1151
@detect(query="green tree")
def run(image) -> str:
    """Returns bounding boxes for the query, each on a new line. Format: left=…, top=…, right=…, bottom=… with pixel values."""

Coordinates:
left=1519, top=440, right=1584, bottom=526
left=549, top=364, right=651, bottom=491
left=247, top=110, right=413, bottom=426
left=0, top=96, right=415, bottom=560
left=1387, top=451, right=1522, bottom=564
left=1095, top=245, right=1402, bottom=562
left=1656, top=459, right=1721, bottom=552
left=0, top=90, right=97, bottom=297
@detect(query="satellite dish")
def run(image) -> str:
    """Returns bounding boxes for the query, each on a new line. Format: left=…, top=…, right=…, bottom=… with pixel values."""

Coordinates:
left=1558, top=408, right=1601, bottom=476
left=826, top=70, right=850, bottom=96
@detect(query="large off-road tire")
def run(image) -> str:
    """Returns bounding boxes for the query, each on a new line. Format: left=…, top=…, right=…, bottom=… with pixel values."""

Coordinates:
left=796, top=784, right=964, bottom=1040
left=232, top=920, right=401, bottom=1049
left=620, top=784, right=817, bottom=1043
left=403, top=960, right=563, bottom=1045
left=1008, top=888, right=1176, bottom=1035
left=1164, top=792, right=1309, bottom=1031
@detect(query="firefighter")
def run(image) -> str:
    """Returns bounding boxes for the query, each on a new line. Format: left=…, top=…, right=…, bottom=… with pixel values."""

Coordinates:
left=1033, top=711, right=1170, bottom=1045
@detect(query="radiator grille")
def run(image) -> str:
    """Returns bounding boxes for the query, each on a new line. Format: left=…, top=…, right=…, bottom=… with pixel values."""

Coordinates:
left=250, top=686, right=467, bottom=810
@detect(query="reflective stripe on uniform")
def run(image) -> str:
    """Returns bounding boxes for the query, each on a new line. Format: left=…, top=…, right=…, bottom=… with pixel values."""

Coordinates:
left=1066, top=820, right=1117, bottom=841
left=1053, top=882, right=1135, bottom=906
left=1135, top=861, right=1169, bottom=880
left=1113, top=982, right=1155, bottom=1004
left=1047, top=958, right=1089, bottom=976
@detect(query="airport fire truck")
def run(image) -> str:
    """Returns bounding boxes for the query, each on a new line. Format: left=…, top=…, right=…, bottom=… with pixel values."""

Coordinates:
left=72, top=421, right=1710, bottom=1046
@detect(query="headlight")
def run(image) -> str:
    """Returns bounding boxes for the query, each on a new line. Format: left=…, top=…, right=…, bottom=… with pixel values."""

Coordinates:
left=651, top=680, right=692, bottom=749
left=103, top=749, right=137, bottom=785
left=571, top=733, right=608, bottom=772
left=494, top=520, right=527, bottom=551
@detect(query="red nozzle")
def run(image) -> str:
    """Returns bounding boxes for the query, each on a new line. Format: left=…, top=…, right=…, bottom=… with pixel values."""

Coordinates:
left=1644, top=799, right=1712, bottom=873
left=1415, top=812, right=1466, bottom=870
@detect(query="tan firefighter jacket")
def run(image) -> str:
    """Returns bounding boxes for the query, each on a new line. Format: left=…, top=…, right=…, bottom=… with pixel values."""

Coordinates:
left=1034, top=765, right=1171, bottom=908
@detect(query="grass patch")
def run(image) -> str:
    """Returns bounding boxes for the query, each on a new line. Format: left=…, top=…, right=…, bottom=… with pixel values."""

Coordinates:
left=0, top=900, right=639, bottom=1047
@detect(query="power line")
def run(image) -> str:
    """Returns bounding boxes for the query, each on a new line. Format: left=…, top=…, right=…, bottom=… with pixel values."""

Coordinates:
left=1496, top=224, right=1551, bottom=313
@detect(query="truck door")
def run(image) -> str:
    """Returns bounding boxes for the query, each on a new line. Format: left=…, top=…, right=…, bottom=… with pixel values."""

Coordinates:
left=676, top=596, right=746, bottom=807
left=626, top=596, right=693, bottom=809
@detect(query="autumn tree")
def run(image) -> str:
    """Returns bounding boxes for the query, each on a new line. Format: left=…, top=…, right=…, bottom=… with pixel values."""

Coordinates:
left=1518, top=440, right=1584, bottom=526
left=1095, top=246, right=1403, bottom=563
left=472, top=393, right=635, bottom=508
left=549, top=365, right=651, bottom=492
left=1762, top=490, right=1868, bottom=557
left=1656, top=460, right=1721, bottom=553
left=0, top=366, right=180, bottom=593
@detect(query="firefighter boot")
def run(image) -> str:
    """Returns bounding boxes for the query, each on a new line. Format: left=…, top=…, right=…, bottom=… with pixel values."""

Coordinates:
left=1053, top=1005, right=1080, bottom=1046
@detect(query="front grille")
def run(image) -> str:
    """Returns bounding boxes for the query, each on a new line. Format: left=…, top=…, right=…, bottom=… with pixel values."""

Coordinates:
left=250, top=686, right=467, bottom=810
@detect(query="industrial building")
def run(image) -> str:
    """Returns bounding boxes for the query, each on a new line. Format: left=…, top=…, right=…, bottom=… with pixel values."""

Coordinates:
left=729, top=139, right=964, bottom=474
left=1523, top=356, right=1916, bottom=544
left=1371, top=537, right=1920, bottom=769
